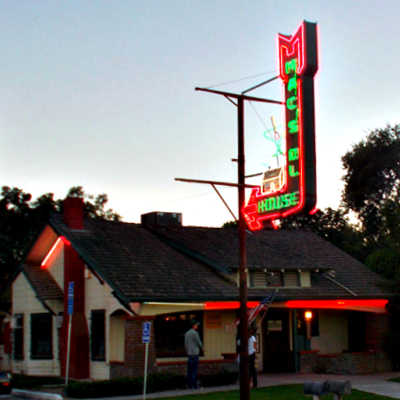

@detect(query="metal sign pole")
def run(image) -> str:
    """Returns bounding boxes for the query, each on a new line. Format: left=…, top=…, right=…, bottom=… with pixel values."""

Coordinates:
left=143, top=342, right=149, bottom=400
left=65, top=281, right=74, bottom=386
left=237, top=96, right=250, bottom=400
left=65, top=317, right=72, bottom=385
left=142, top=321, right=151, bottom=400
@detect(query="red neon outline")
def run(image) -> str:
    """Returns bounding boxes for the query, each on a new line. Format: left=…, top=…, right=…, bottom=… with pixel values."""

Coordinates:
left=243, top=21, right=317, bottom=231
left=278, top=23, right=306, bottom=79
left=41, top=236, right=70, bottom=269
left=204, top=301, right=260, bottom=310
left=285, top=299, right=388, bottom=309
left=309, top=207, right=319, bottom=215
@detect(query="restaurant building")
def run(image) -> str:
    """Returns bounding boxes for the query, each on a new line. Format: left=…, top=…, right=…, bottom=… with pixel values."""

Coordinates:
left=6, top=198, right=393, bottom=378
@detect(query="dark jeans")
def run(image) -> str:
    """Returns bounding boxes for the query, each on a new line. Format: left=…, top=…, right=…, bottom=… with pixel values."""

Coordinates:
left=249, top=353, right=258, bottom=388
left=187, top=355, right=199, bottom=389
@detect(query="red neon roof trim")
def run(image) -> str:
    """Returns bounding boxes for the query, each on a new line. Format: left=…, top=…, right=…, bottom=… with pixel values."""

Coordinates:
left=285, top=299, right=388, bottom=309
left=41, top=236, right=70, bottom=269
left=205, top=301, right=260, bottom=310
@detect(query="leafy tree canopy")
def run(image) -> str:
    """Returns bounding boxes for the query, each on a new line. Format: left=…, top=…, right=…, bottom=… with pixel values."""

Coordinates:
left=342, top=124, right=400, bottom=241
left=341, top=124, right=400, bottom=282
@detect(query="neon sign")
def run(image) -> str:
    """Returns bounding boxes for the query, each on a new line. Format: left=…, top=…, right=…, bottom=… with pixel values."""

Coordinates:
left=243, top=21, right=318, bottom=231
left=285, top=299, right=388, bottom=310
left=41, top=236, right=71, bottom=269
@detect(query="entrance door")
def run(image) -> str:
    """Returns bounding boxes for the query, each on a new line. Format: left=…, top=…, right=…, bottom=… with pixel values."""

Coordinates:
left=262, top=309, right=294, bottom=372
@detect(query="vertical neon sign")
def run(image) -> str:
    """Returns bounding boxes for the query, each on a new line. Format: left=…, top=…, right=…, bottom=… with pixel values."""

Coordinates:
left=243, top=21, right=318, bottom=231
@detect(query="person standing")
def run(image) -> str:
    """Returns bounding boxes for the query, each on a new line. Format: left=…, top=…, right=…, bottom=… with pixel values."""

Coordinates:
left=184, top=320, right=203, bottom=389
left=248, top=326, right=258, bottom=388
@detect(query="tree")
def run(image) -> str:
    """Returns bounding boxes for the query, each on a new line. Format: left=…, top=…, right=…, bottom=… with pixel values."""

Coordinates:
left=341, top=124, right=400, bottom=280
left=342, top=124, right=400, bottom=243
left=65, top=186, right=121, bottom=221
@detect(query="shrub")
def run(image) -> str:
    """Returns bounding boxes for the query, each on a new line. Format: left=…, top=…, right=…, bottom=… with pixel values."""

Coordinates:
left=66, top=377, right=142, bottom=398
left=199, top=370, right=237, bottom=387
left=65, top=374, right=185, bottom=398
left=65, top=370, right=237, bottom=398
left=12, top=374, right=64, bottom=389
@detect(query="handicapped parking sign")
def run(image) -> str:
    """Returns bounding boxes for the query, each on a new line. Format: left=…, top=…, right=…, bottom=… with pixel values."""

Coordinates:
left=142, top=321, right=151, bottom=344
left=67, top=281, right=74, bottom=315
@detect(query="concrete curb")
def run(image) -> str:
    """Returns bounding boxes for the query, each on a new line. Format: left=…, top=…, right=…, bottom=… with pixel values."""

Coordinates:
left=12, top=389, right=63, bottom=400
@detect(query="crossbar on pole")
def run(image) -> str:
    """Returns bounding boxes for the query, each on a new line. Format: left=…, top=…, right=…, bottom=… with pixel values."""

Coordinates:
left=175, top=177, right=258, bottom=189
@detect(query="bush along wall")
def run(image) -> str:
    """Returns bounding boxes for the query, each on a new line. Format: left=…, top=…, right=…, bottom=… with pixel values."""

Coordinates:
left=65, top=370, right=237, bottom=398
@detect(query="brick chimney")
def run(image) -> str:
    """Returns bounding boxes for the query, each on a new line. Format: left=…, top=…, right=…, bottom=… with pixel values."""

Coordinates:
left=61, top=196, right=89, bottom=379
left=63, top=197, right=84, bottom=229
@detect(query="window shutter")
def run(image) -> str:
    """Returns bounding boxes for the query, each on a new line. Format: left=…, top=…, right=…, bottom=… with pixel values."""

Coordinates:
left=284, top=271, right=299, bottom=287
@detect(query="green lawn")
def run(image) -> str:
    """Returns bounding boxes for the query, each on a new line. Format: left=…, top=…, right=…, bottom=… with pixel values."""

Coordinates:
left=160, top=385, right=397, bottom=400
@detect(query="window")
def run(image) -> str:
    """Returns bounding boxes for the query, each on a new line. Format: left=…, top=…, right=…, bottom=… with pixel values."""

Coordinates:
left=91, top=310, right=105, bottom=361
left=13, top=314, right=23, bottom=360
left=250, top=271, right=282, bottom=287
left=31, top=313, right=52, bottom=359
left=284, top=271, right=299, bottom=287
left=249, top=271, right=302, bottom=288
left=154, top=311, right=203, bottom=358
left=348, top=311, right=366, bottom=351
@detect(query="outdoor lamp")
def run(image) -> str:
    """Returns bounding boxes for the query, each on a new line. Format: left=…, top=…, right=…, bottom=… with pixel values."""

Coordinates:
left=304, top=310, right=313, bottom=340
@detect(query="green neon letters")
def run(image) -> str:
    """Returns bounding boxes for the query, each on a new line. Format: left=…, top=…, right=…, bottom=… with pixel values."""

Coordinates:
left=285, top=59, right=296, bottom=74
left=257, top=191, right=299, bottom=214
left=288, top=148, right=299, bottom=161
left=286, top=96, right=297, bottom=110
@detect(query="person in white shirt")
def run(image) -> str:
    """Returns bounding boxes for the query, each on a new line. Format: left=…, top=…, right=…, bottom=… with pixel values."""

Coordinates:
left=248, top=326, right=258, bottom=388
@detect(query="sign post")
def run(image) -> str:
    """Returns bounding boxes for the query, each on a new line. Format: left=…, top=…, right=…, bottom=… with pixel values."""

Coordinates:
left=65, top=281, right=74, bottom=385
left=142, top=321, right=151, bottom=400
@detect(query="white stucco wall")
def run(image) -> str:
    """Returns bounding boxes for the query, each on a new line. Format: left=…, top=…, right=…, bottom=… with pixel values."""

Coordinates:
left=109, top=316, right=125, bottom=362
left=312, top=310, right=348, bottom=354
left=203, top=310, right=236, bottom=359
left=12, top=239, right=130, bottom=380
left=12, top=274, right=60, bottom=376
left=85, top=269, right=128, bottom=380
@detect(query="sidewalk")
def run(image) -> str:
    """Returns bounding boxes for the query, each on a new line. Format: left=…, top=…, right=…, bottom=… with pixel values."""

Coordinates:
left=14, top=372, right=400, bottom=400
left=124, top=372, right=400, bottom=400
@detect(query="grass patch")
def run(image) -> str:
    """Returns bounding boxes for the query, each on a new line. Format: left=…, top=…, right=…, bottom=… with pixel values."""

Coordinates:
left=159, top=385, right=398, bottom=400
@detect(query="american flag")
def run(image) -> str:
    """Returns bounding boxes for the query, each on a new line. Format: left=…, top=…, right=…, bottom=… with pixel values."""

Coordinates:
left=234, top=290, right=277, bottom=326
left=248, top=290, right=277, bottom=325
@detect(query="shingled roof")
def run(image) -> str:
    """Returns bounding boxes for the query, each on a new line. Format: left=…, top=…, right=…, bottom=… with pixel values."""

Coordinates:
left=49, top=214, right=235, bottom=303
left=22, top=264, right=63, bottom=301
left=20, top=263, right=64, bottom=314
left=37, top=212, right=392, bottom=305
left=149, top=225, right=392, bottom=300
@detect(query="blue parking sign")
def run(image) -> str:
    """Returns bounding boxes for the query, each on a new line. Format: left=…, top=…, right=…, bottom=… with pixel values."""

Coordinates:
left=67, top=281, right=74, bottom=315
left=142, top=321, right=151, bottom=343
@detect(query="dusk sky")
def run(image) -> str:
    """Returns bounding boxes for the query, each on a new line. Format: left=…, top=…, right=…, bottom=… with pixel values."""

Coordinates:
left=1, top=1, right=399, bottom=227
